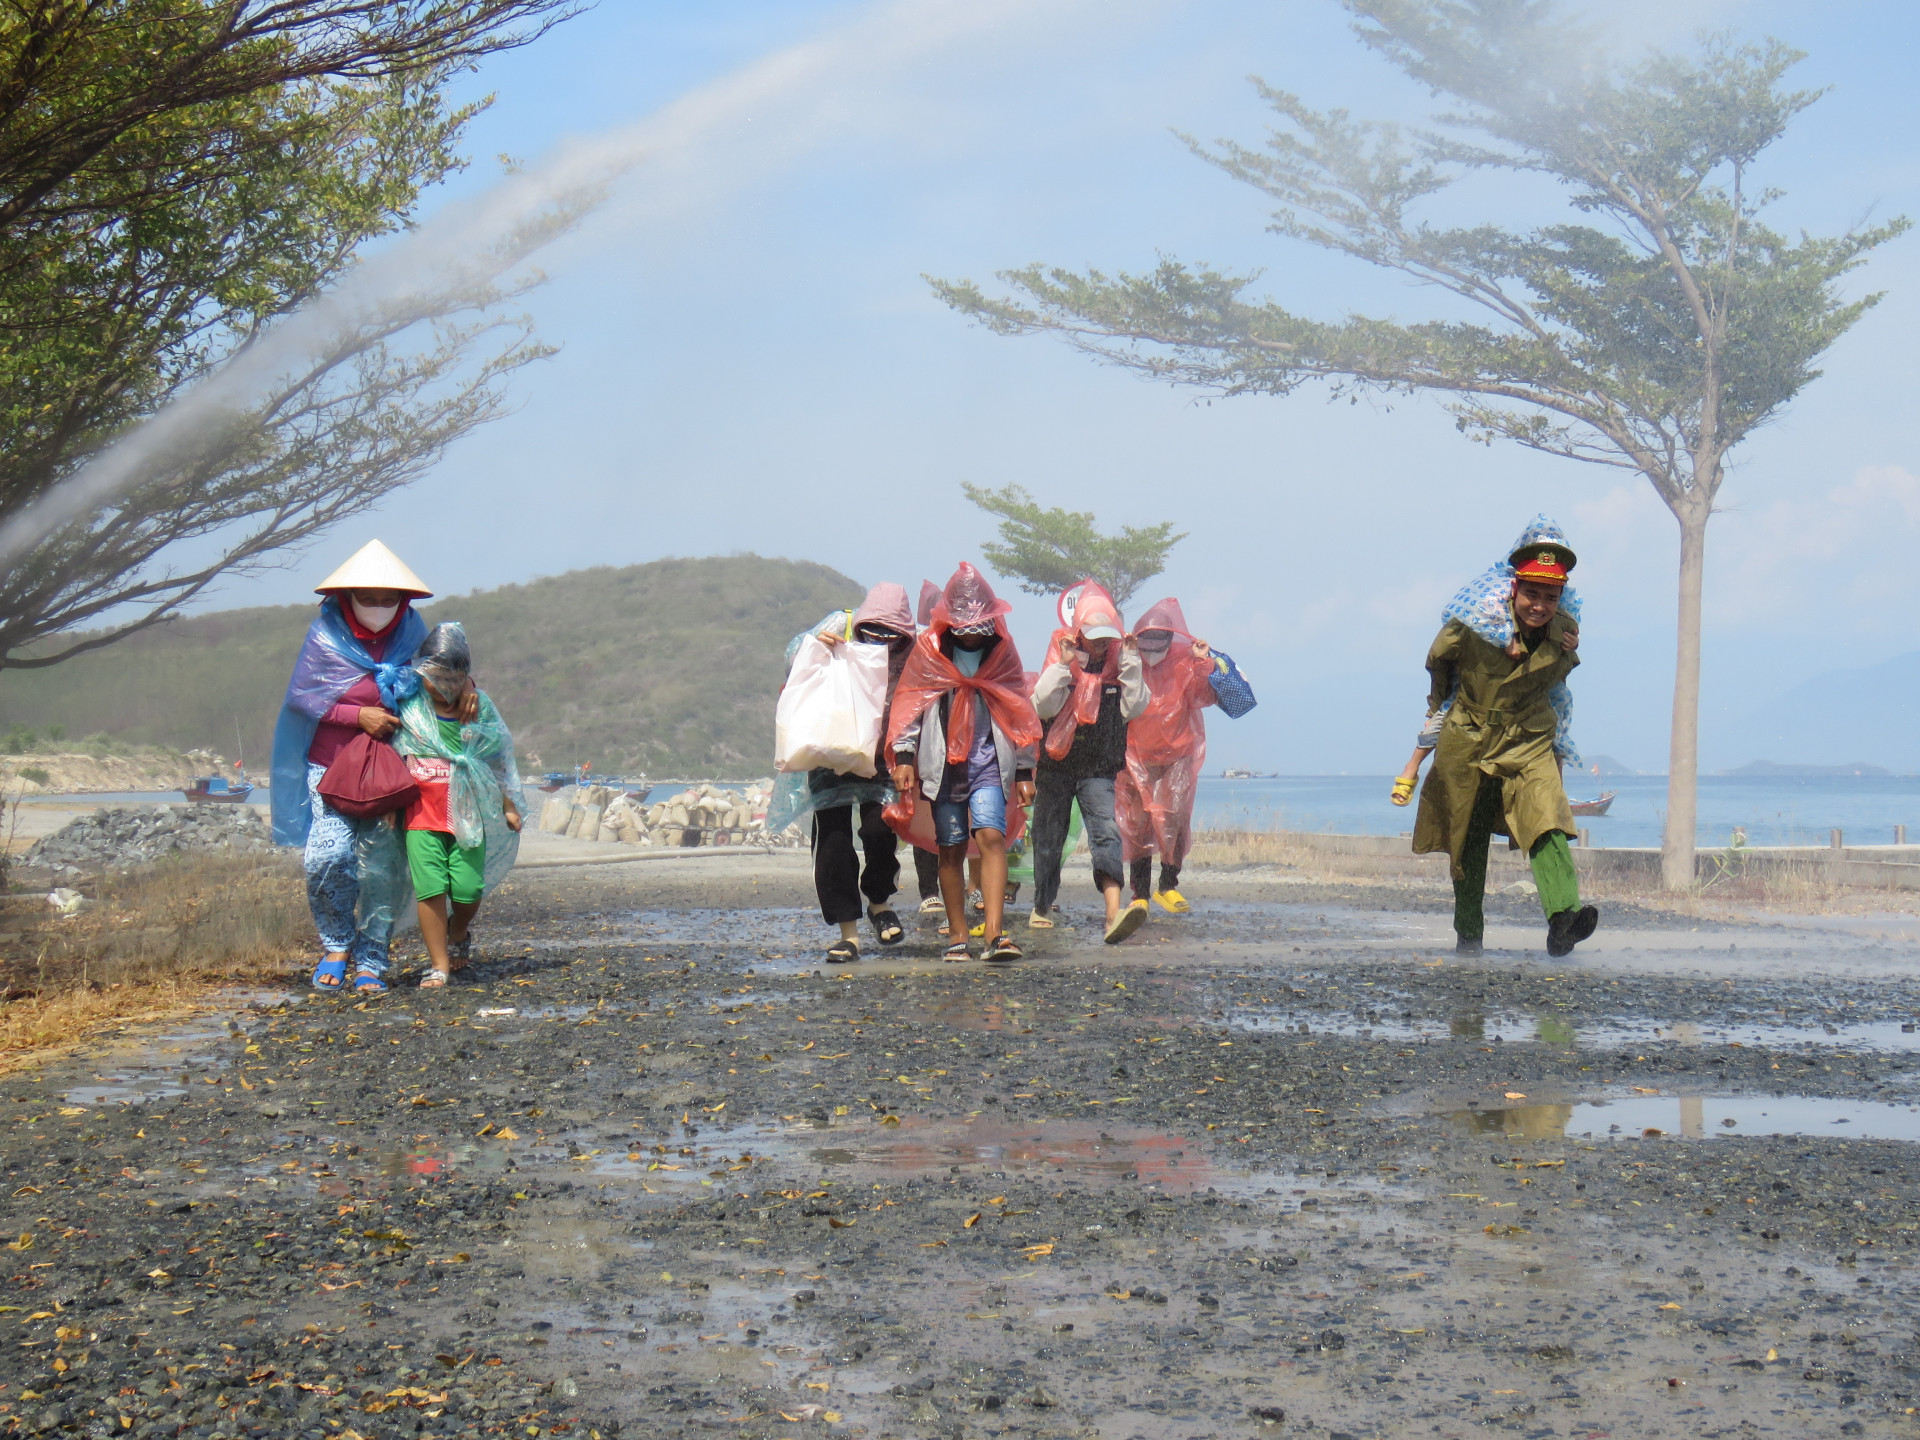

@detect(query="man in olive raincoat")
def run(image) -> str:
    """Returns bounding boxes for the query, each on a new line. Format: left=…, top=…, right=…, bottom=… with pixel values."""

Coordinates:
left=1412, top=522, right=1600, bottom=958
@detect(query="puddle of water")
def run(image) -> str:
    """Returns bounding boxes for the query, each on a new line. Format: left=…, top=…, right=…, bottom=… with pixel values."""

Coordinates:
left=1448, top=1092, right=1920, bottom=1142
left=62, top=992, right=298, bottom=1106
left=795, top=1117, right=1223, bottom=1190
left=1233, top=1007, right=1920, bottom=1053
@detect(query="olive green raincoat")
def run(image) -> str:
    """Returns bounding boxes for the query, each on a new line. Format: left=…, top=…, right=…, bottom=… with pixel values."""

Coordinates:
left=1412, top=610, right=1578, bottom=880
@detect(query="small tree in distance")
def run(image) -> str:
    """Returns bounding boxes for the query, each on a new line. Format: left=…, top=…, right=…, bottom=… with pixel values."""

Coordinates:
left=932, top=0, right=1907, bottom=891
left=963, top=482, right=1186, bottom=608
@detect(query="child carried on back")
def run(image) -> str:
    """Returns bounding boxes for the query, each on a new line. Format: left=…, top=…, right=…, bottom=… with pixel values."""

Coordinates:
left=395, top=622, right=523, bottom=986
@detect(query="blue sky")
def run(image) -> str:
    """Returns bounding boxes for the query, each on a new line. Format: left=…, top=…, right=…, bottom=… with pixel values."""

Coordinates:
left=223, top=0, right=1920, bottom=774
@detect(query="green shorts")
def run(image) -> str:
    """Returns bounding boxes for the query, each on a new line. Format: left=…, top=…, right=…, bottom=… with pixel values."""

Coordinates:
left=406, top=829, right=485, bottom=905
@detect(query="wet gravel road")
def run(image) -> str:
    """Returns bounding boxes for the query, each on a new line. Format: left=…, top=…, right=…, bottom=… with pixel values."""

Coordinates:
left=6, top=852, right=1920, bottom=1439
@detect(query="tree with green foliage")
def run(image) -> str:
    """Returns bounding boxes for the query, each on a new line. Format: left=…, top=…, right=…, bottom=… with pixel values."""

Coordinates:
left=962, top=482, right=1185, bottom=608
left=933, top=0, right=1906, bottom=891
left=0, top=1, right=581, bottom=672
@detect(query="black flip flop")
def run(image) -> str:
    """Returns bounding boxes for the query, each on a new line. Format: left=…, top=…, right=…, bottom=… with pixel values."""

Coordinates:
left=826, top=938, right=860, bottom=964
left=869, top=908, right=905, bottom=946
left=983, top=934, right=1023, bottom=963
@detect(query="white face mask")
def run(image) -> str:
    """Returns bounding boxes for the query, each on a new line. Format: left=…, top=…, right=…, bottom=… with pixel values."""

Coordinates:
left=350, top=599, right=400, bottom=632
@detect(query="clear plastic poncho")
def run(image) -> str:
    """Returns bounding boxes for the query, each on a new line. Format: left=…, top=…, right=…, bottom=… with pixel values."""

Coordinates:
left=766, top=593, right=913, bottom=836
left=391, top=623, right=524, bottom=890
left=1425, top=515, right=1583, bottom=767
left=269, top=596, right=426, bottom=846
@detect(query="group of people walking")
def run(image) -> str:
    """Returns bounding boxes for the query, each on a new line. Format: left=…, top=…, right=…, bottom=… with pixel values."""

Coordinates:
left=773, top=563, right=1230, bottom=965
left=270, top=514, right=1602, bottom=986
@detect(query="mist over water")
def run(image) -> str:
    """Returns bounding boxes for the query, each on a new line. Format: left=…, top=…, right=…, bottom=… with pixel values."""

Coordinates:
left=1193, top=773, right=1920, bottom=848
left=0, top=0, right=1075, bottom=569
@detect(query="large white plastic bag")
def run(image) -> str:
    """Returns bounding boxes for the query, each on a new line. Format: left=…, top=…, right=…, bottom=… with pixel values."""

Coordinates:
left=775, top=634, right=889, bottom=776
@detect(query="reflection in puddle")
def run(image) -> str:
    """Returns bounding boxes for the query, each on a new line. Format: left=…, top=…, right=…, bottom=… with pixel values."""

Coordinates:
left=1235, top=1006, right=1920, bottom=1053
left=800, top=1118, right=1221, bottom=1190
left=1449, top=1092, right=1920, bottom=1142
left=63, top=992, right=298, bottom=1106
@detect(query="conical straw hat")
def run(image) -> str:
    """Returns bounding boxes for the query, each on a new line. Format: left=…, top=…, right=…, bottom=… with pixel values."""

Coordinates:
left=313, top=539, right=432, bottom=597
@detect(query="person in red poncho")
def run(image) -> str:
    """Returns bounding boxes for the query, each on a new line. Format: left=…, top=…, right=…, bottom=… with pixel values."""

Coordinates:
left=1030, top=581, right=1149, bottom=943
left=1115, top=597, right=1218, bottom=915
left=887, top=564, right=1040, bottom=963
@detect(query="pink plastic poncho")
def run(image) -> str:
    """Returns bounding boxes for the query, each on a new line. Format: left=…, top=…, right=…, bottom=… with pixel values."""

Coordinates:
left=1041, top=579, right=1124, bottom=762
left=1116, top=597, right=1215, bottom=870
left=884, top=564, right=1039, bottom=853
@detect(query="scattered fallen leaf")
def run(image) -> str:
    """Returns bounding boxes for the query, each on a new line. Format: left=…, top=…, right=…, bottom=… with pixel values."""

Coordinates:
left=963, top=1213, right=980, bottom=1229
left=1503, top=1092, right=1527, bottom=1100
left=493, top=1127, right=519, bottom=1141
left=827, top=1217, right=856, bottom=1229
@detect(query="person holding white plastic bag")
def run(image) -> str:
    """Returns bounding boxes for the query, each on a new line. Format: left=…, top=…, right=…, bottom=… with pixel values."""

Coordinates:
left=767, top=584, right=918, bottom=963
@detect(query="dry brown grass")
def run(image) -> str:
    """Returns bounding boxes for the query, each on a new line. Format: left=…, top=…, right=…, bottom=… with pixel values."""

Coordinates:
left=1188, top=827, right=1916, bottom=920
left=0, top=851, right=307, bottom=1065
left=1187, top=829, right=1460, bottom=888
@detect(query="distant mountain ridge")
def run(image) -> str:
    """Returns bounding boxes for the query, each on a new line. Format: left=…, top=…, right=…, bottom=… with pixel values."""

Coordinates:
left=0, top=555, right=863, bottom=779
left=1706, top=648, right=1920, bottom=775
left=1718, top=759, right=1894, bottom=778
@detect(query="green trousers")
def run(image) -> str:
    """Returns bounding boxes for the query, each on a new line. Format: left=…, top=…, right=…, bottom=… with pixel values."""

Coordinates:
left=1452, top=776, right=1579, bottom=942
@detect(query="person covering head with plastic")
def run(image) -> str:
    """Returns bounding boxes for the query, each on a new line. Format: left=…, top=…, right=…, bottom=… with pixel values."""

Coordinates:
left=1029, top=580, right=1148, bottom=943
left=1406, top=516, right=1599, bottom=959
left=887, top=563, right=1041, bottom=963
left=1114, top=597, right=1218, bottom=916
left=767, top=582, right=919, bottom=965
left=392, top=622, right=524, bottom=987
left=271, top=540, right=457, bottom=995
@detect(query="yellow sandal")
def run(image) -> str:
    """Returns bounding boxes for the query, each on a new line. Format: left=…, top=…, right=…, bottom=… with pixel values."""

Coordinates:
left=1389, top=776, right=1416, bottom=806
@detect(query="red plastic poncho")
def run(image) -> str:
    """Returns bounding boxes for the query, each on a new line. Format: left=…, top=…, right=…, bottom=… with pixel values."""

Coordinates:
left=916, top=580, right=940, bottom=629
left=1116, top=597, right=1215, bottom=869
left=884, top=564, right=1040, bottom=853
left=1041, top=579, right=1124, bottom=763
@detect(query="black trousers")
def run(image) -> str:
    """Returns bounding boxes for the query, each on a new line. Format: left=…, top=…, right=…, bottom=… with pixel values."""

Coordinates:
left=913, top=844, right=940, bottom=900
left=1129, top=857, right=1181, bottom=900
left=813, top=802, right=899, bottom=925
left=1031, top=770, right=1123, bottom=915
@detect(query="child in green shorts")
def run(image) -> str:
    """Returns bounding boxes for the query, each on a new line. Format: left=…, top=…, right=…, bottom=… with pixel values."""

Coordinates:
left=395, top=623, right=523, bottom=987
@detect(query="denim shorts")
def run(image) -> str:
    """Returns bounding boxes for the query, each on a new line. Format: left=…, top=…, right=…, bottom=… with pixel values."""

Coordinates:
left=931, top=786, right=1007, bottom=846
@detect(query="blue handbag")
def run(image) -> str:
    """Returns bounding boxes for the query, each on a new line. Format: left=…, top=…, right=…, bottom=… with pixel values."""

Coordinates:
left=1208, top=650, right=1257, bottom=718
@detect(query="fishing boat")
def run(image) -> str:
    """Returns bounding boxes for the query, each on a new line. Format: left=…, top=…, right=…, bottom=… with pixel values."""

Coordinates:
left=183, top=775, right=255, bottom=804
left=1569, top=790, right=1616, bottom=817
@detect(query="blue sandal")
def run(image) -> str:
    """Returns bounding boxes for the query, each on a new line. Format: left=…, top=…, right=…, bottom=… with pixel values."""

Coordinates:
left=311, top=956, right=348, bottom=991
left=353, top=972, right=390, bottom=997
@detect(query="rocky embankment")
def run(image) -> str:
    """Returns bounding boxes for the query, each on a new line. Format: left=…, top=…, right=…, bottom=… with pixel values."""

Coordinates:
left=535, top=781, right=781, bottom=847
left=21, top=803, right=272, bottom=878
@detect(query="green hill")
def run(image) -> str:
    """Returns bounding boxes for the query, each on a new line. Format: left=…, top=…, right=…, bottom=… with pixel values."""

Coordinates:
left=0, top=555, right=863, bottom=779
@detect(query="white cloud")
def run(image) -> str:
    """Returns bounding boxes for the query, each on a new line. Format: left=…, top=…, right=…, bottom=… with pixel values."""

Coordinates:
left=1712, top=464, right=1920, bottom=622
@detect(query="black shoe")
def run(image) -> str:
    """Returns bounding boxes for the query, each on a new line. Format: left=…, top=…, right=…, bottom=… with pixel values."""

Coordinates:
left=1546, top=904, right=1599, bottom=958
left=1455, top=935, right=1483, bottom=957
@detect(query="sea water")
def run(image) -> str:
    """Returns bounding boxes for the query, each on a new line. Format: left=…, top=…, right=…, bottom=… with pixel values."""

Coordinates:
left=1191, top=772, right=1920, bottom=849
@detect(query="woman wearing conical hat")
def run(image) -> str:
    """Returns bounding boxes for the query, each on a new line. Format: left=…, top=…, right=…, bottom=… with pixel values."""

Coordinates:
left=1410, top=518, right=1599, bottom=959
left=270, top=540, right=461, bottom=996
